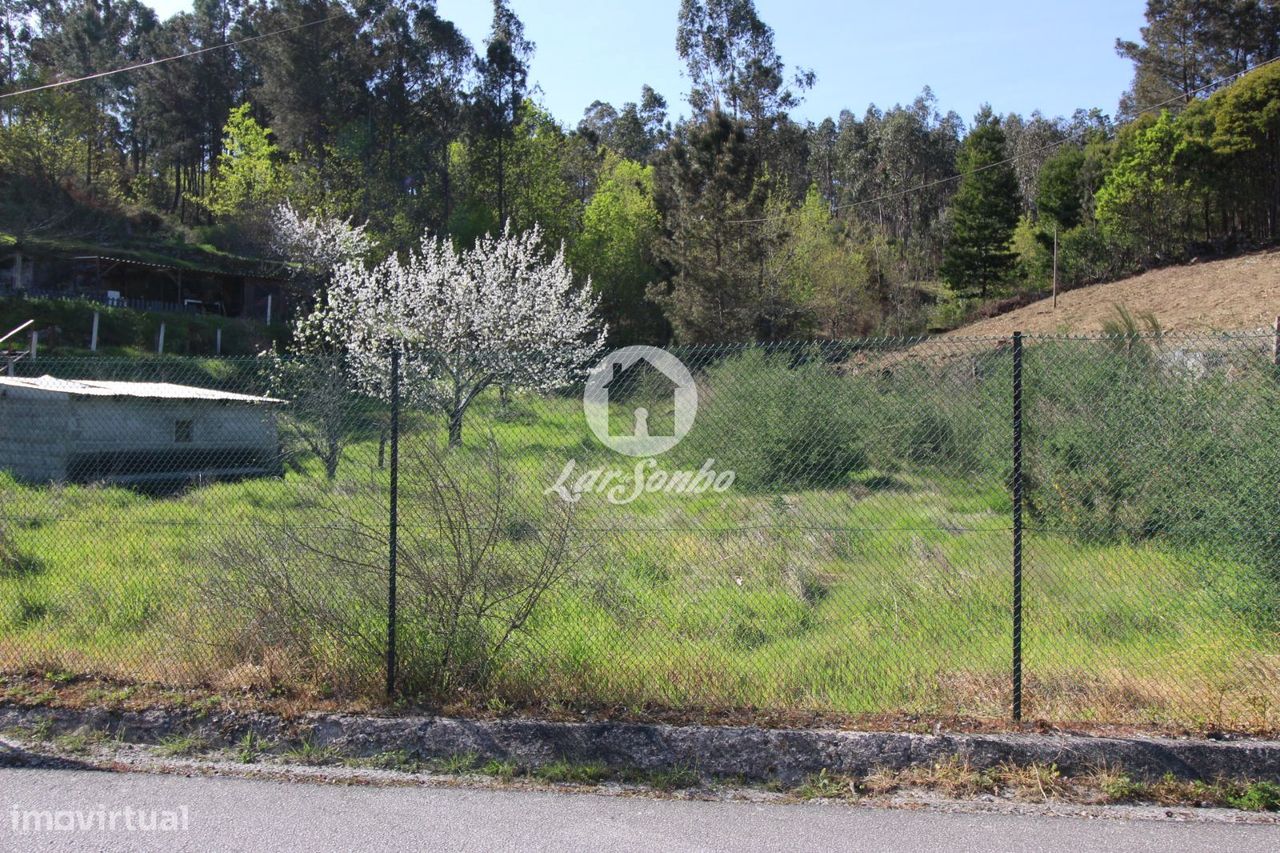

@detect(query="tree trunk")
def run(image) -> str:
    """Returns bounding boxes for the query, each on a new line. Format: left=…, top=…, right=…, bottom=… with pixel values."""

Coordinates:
left=448, top=407, right=464, bottom=447
left=497, top=134, right=506, bottom=225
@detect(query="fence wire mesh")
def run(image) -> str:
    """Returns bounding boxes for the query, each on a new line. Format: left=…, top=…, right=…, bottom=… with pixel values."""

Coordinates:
left=0, top=331, right=1277, bottom=730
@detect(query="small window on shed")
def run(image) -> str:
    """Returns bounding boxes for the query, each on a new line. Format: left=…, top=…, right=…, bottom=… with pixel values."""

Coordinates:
left=175, top=419, right=194, bottom=443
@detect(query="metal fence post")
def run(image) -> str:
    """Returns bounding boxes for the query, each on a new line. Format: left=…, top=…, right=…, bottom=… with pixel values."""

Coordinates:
left=386, top=348, right=401, bottom=700
left=1011, top=330, right=1024, bottom=722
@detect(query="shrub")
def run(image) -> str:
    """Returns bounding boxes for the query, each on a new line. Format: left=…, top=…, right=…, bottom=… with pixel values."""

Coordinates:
left=865, top=356, right=1009, bottom=478
left=191, top=436, right=587, bottom=697
left=1023, top=338, right=1280, bottom=588
left=1056, top=223, right=1134, bottom=288
left=927, top=296, right=979, bottom=333
left=895, top=408, right=957, bottom=465
left=1227, top=781, right=1280, bottom=812
left=679, top=348, right=868, bottom=490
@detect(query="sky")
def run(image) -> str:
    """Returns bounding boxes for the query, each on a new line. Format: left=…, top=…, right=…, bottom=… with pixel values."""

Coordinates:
left=142, top=0, right=1146, bottom=127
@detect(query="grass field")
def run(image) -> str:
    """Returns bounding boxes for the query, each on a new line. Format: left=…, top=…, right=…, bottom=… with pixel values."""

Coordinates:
left=1, top=380, right=1276, bottom=731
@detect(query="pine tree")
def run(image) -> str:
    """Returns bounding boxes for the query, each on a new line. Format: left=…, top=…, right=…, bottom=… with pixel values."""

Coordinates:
left=651, top=110, right=770, bottom=342
left=941, top=109, right=1020, bottom=299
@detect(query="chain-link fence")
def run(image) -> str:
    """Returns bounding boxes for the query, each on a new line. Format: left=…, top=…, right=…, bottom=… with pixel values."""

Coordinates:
left=1, top=332, right=1277, bottom=729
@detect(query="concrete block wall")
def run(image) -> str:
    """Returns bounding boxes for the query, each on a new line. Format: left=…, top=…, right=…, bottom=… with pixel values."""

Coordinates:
left=0, top=390, right=281, bottom=483
left=0, top=392, right=71, bottom=482
left=66, top=399, right=278, bottom=453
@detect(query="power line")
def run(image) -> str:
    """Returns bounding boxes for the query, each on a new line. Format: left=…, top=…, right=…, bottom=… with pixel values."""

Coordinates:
left=0, top=15, right=342, bottom=101
left=727, top=54, right=1280, bottom=226
left=4, top=13, right=1276, bottom=220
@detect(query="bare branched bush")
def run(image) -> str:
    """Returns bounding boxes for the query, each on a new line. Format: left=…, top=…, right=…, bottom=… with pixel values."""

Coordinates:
left=188, top=435, right=588, bottom=698
left=393, top=436, right=589, bottom=695
left=261, top=353, right=354, bottom=480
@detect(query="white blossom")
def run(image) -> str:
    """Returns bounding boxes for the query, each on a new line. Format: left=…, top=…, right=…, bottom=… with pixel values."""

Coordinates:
left=271, top=202, right=374, bottom=278
left=299, top=223, right=606, bottom=445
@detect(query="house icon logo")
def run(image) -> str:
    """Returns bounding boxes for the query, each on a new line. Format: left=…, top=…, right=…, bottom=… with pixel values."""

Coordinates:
left=584, top=346, right=697, bottom=457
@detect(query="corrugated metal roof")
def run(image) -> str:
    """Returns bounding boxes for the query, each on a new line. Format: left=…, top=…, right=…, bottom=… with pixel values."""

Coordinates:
left=0, top=375, right=284, bottom=404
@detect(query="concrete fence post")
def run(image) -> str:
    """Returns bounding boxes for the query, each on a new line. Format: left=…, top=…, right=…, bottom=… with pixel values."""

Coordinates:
left=157, top=323, right=166, bottom=355
left=90, top=311, right=99, bottom=352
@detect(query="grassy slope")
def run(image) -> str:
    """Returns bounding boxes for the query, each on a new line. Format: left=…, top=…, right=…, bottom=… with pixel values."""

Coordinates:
left=0, top=391, right=1273, bottom=728
left=1, top=230, right=283, bottom=277
left=949, top=248, right=1280, bottom=337
left=1, top=295, right=285, bottom=357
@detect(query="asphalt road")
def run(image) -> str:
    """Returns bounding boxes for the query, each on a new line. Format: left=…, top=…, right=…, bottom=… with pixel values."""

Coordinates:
left=1, top=767, right=1275, bottom=852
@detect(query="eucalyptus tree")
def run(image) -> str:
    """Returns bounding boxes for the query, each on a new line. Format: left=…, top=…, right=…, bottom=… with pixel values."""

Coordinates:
left=469, top=0, right=532, bottom=227
left=675, top=0, right=811, bottom=127
left=1117, top=0, right=1280, bottom=116
left=579, top=85, right=668, bottom=162
left=1003, top=112, right=1067, bottom=215
left=831, top=89, right=962, bottom=262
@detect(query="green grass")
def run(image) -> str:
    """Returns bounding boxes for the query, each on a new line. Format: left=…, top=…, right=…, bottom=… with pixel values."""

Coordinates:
left=532, top=760, right=610, bottom=784
left=283, top=738, right=340, bottom=764
left=0, top=382, right=1277, bottom=729
left=157, top=733, right=207, bottom=757
left=234, top=731, right=267, bottom=764
left=432, top=752, right=480, bottom=774
left=481, top=758, right=520, bottom=781
left=0, top=295, right=283, bottom=357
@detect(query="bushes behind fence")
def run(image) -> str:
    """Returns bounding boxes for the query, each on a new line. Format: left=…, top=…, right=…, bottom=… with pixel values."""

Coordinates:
left=683, top=338, right=1280, bottom=595
left=677, top=348, right=871, bottom=490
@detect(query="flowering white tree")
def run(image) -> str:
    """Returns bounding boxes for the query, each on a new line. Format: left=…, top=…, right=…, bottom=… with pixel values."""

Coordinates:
left=271, top=202, right=374, bottom=282
left=263, top=204, right=375, bottom=479
left=300, top=224, right=606, bottom=446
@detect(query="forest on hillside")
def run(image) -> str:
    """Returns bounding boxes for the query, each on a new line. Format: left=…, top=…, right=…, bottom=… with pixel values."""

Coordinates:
left=2, top=0, right=1280, bottom=343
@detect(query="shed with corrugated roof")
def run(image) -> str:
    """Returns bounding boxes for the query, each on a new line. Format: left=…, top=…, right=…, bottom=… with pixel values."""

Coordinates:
left=0, top=376, right=284, bottom=487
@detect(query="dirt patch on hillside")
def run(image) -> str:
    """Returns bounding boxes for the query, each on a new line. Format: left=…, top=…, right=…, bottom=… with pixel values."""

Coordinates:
left=952, top=248, right=1280, bottom=337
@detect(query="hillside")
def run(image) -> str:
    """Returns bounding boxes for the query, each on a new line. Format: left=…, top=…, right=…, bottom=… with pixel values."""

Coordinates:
left=947, top=249, right=1280, bottom=338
